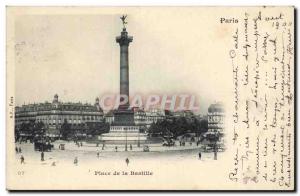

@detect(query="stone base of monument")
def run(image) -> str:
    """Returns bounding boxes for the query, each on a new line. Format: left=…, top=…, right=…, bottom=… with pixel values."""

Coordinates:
left=99, top=125, right=147, bottom=144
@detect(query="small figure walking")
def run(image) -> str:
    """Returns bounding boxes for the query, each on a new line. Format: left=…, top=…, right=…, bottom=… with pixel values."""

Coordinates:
left=214, top=151, right=217, bottom=160
left=115, top=146, right=118, bottom=152
left=18, top=147, right=22, bottom=153
left=74, top=157, right=78, bottom=165
left=198, top=152, right=202, bottom=160
left=125, top=158, right=129, bottom=166
left=20, top=155, right=25, bottom=164
left=97, top=152, right=100, bottom=158
left=130, top=144, right=132, bottom=151
left=15, top=147, right=18, bottom=153
left=41, top=151, right=45, bottom=161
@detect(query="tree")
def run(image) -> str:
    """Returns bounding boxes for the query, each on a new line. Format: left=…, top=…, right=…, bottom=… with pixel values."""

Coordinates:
left=60, top=119, right=71, bottom=140
left=148, top=122, right=162, bottom=137
left=85, top=122, right=110, bottom=136
left=18, top=120, right=43, bottom=138
left=33, top=121, right=45, bottom=136
left=149, top=115, right=203, bottom=139
left=203, top=131, right=220, bottom=160
left=198, top=118, right=208, bottom=135
left=19, top=122, right=29, bottom=134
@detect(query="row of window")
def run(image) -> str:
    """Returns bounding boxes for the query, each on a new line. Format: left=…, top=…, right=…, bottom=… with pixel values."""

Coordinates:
left=16, top=105, right=98, bottom=112
left=111, top=126, right=139, bottom=131
left=48, top=122, right=86, bottom=126
left=16, top=115, right=103, bottom=125
left=208, top=116, right=225, bottom=122
left=208, top=128, right=224, bottom=133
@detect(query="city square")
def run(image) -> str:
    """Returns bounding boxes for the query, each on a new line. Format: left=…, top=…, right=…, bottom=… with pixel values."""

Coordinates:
left=13, top=15, right=225, bottom=164
left=15, top=141, right=220, bottom=167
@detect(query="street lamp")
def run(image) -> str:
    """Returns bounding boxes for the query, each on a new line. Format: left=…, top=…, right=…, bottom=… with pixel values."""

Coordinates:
left=125, top=127, right=128, bottom=151
left=213, top=132, right=219, bottom=160
left=41, top=127, right=45, bottom=152
left=137, top=128, right=140, bottom=148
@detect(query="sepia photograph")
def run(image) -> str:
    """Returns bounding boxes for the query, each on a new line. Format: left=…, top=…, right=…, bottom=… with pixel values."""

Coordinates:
left=5, top=6, right=295, bottom=191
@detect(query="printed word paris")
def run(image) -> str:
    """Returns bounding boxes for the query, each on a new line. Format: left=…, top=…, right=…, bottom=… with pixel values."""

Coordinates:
left=220, top=17, right=239, bottom=24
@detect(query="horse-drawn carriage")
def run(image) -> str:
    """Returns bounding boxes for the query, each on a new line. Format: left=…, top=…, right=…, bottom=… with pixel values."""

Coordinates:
left=34, top=141, right=54, bottom=152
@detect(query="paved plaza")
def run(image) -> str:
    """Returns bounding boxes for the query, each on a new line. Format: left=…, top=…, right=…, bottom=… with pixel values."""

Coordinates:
left=14, top=141, right=220, bottom=168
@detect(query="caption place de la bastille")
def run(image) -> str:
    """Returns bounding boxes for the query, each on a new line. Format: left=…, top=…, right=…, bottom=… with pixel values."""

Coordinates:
left=94, top=170, right=153, bottom=176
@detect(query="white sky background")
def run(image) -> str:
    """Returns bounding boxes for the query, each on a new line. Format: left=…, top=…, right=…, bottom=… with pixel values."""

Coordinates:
left=14, top=8, right=236, bottom=114
left=1, top=0, right=299, bottom=195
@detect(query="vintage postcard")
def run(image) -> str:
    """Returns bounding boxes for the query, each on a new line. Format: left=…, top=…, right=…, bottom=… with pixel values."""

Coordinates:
left=6, top=6, right=295, bottom=190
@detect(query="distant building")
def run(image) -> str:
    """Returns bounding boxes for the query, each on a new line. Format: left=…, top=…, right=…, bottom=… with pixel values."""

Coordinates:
left=104, top=107, right=165, bottom=129
left=104, top=110, right=115, bottom=125
left=204, top=102, right=225, bottom=149
left=173, top=110, right=194, bottom=118
left=133, top=107, right=146, bottom=127
left=207, top=103, right=225, bottom=134
left=144, top=108, right=165, bottom=127
left=15, top=94, right=104, bottom=137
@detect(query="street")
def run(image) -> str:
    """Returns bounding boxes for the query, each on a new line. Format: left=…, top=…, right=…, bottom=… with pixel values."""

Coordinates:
left=14, top=141, right=220, bottom=167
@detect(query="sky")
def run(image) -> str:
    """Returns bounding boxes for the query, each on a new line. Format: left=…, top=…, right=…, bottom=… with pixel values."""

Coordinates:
left=13, top=7, right=234, bottom=114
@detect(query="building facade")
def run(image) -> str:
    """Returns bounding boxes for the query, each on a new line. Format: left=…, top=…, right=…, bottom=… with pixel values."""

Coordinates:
left=205, top=102, right=225, bottom=149
left=207, top=103, right=225, bottom=134
left=104, top=107, right=165, bottom=129
left=104, top=110, right=115, bottom=125
left=15, top=95, right=104, bottom=136
left=144, top=108, right=165, bottom=126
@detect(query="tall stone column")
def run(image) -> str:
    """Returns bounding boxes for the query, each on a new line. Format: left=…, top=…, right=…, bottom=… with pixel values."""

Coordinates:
left=116, top=28, right=133, bottom=110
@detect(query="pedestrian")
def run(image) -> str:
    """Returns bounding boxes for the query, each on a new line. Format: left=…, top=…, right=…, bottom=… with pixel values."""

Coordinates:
left=97, top=152, right=100, bottom=158
left=80, top=142, right=83, bottom=147
left=190, top=142, right=192, bottom=146
left=41, top=151, right=44, bottom=161
left=130, top=144, right=132, bottom=151
left=198, top=152, right=202, bottom=160
left=15, top=147, right=18, bottom=153
left=115, top=146, right=118, bottom=152
left=74, top=157, right=78, bottom=165
left=18, top=147, right=22, bottom=153
left=20, top=155, right=25, bottom=164
left=125, top=158, right=129, bottom=166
